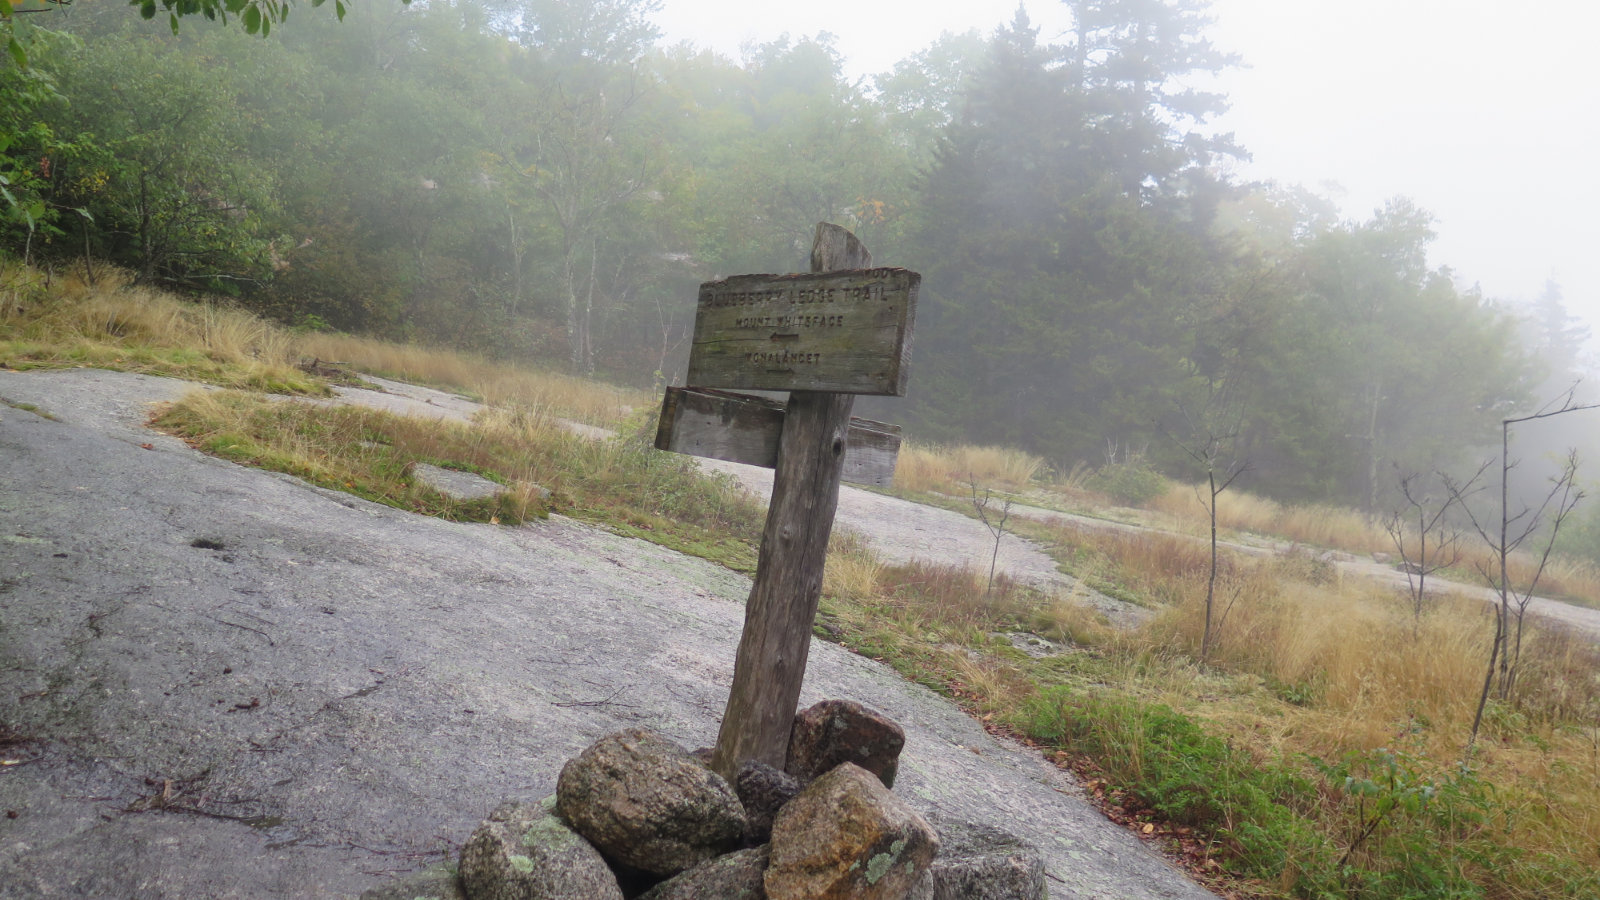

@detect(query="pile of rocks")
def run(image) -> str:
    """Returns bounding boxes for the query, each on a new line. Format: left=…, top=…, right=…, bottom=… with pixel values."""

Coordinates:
left=361, top=700, right=1046, bottom=900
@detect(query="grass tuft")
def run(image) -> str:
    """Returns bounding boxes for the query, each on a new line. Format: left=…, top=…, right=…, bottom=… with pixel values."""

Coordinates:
left=296, top=331, right=646, bottom=425
left=155, top=389, right=765, bottom=569
left=894, top=441, right=1045, bottom=494
left=1, top=263, right=323, bottom=394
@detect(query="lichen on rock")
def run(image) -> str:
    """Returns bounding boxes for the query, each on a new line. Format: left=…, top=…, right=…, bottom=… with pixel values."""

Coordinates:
left=458, top=801, right=623, bottom=900
left=765, top=762, right=938, bottom=900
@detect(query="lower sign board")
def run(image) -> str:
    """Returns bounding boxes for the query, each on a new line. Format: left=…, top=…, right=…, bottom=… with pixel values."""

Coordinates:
left=686, top=268, right=919, bottom=396
left=655, top=387, right=901, bottom=487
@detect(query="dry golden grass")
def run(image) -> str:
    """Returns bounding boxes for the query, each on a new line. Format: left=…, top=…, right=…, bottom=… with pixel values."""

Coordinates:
left=295, top=331, right=647, bottom=426
left=879, top=562, right=1030, bottom=635
left=820, top=501, right=1600, bottom=896
left=1147, top=481, right=1600, bottom=608
left=1474, top=548, right=1600, bottom=609
left=1039, top=518, right=1223, bottom=607
left=0, top=261, right=646, bottom=424
left=894, top=441, right=1045, bottom=494
left=1030, top=590, right=1115, bottom=648
left=161, top=384, right=765, bottom=569
left=168, top=388, right=552, bottom=523
left=1151, top=483, right=1387, bottom=554
left=1147, top=581, right=1492, bottom=751
left=823, top=529, right=886, bottom=601
left=1060, top=516, right=1600, bottom=756
left=1, top=265, right=317, bottom=392
left=1037, top=517, right=1600, bottom=891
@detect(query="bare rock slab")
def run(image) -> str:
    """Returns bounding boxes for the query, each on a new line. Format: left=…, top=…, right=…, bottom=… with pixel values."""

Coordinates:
left=556, top=728, right=746, bottom=877
left=410, top=462, right=505, bottom=501
left=639, top=847, right=770, bottom=900
left=766, top=762, right=938, bottom=900
left=458, top=800, right=624, bottom=900
left=924, top=817, right=1047, bottom=900
left=787, top=698, right=905, bottom=788
left=359, top=864, right=466, bottom=900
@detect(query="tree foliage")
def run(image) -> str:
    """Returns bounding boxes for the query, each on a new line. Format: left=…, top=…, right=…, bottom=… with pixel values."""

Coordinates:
left=0, top=0, right=1545, bottom=511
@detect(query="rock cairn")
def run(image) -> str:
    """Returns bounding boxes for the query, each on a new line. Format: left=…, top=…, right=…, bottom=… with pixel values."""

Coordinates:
left=360, top=699, right=1048, bottom=900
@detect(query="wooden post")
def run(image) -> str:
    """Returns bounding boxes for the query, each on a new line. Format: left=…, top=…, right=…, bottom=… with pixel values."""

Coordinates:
left=710, top=224, right=872, bottom=779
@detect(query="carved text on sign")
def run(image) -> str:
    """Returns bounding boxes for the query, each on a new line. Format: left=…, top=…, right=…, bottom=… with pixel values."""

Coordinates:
left=733, top=314, right=845, bottom=329
left=687, top=268, right=919, bottom=396
left=702, top=283, right=891, bottom=308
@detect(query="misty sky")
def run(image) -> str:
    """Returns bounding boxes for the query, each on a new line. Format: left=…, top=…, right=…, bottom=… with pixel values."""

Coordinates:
left=651, top=0, right=1600, bottom=346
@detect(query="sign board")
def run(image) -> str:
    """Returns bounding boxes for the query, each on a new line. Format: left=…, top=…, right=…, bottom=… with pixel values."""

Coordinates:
left=686, top=268, right=919, bottom=396
left=655, top=387, right=901, bottom=487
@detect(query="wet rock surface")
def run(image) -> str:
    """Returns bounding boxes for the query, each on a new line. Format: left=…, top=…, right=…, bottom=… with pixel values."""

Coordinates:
left=734, top=760, right=802, bottom=846
left=0, top=369, right=1218, bottom=899
left=787, top=698, right=906, bottom=788
left=458, top=800, right=624, bottom=900
left=637, top=846, right=770, bottom=900
left=555, top=728, right=745, bottom=876
left=359, top=864, right=468, bottom=900
left=922, top=816, right=1049, bottom=900
left=765, top=762, right=939, bottom=900
left=409, top=462, right=507, bottom=502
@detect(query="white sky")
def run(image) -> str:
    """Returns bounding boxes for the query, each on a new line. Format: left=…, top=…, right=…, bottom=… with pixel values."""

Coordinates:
left=651, top=0, right=1600, bottom=339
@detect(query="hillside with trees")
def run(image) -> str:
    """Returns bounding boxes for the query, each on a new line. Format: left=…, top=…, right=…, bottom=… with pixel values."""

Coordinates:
left=0, top=0, right=1584, bottom=511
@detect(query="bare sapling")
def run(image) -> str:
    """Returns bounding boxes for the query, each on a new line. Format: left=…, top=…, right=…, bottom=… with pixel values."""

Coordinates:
left=1167, top=384, right=1248, bottom=663
left=1383, top=465, right=1484, bottom=640
left=969, top=477, right=1013, bottom=599
left=1447, top=384, right=1596, bottom=755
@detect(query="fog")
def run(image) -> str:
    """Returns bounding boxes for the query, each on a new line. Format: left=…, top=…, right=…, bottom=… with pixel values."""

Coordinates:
left=4, top=0, right=1598, bottom=529
left=655, top=0, right=1600, bottom=348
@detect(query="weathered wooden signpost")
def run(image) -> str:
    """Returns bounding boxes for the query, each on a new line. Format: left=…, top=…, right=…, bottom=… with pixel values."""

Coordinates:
left=654, top=223, right=919, bottom=780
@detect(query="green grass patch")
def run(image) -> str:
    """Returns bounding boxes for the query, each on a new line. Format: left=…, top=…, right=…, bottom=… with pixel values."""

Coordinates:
left=1018, top=686, right=1337, bottom=893
left=1, top=397, right=58, bottom=420
left=154, top=391, right=765, bottom=568
left=0, top=341, right=328, bottom=394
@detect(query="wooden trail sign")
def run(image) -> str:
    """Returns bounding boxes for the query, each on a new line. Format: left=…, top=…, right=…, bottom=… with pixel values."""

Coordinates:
left=687, top=268, right=919, bottom=395
left=654, top=386, right=902, bottom=488
left=687, top=223, right=914, bottom=781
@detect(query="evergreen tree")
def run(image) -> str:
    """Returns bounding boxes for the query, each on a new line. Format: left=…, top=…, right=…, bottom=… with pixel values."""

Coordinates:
left=1530, top=277, right=1590, bottom=383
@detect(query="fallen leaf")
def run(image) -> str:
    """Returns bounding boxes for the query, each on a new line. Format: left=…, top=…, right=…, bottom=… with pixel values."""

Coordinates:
left=140, top=443, right=154, bottom=450
left=1141, top=823, right=1155, bottom=835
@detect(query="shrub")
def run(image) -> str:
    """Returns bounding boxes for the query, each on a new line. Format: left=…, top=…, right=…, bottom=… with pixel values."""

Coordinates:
left=1086, top=460, right=1169, bottom=506
left=1018, top=686, right=1336, bottom=893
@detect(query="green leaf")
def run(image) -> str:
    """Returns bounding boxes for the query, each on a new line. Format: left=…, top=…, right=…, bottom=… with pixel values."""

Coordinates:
left=0, top=0, right=14, bottom=19
left=242, top=4, right=259, bottom=33
left=259, top=14, right=268, bottom=35
left=139, top=0, right=156, bottom=19
left=6, top=35, right=23, bottom=70
left=334, top=0, right=344, bottom=21
left=169, top=11, right=179, bottom=34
